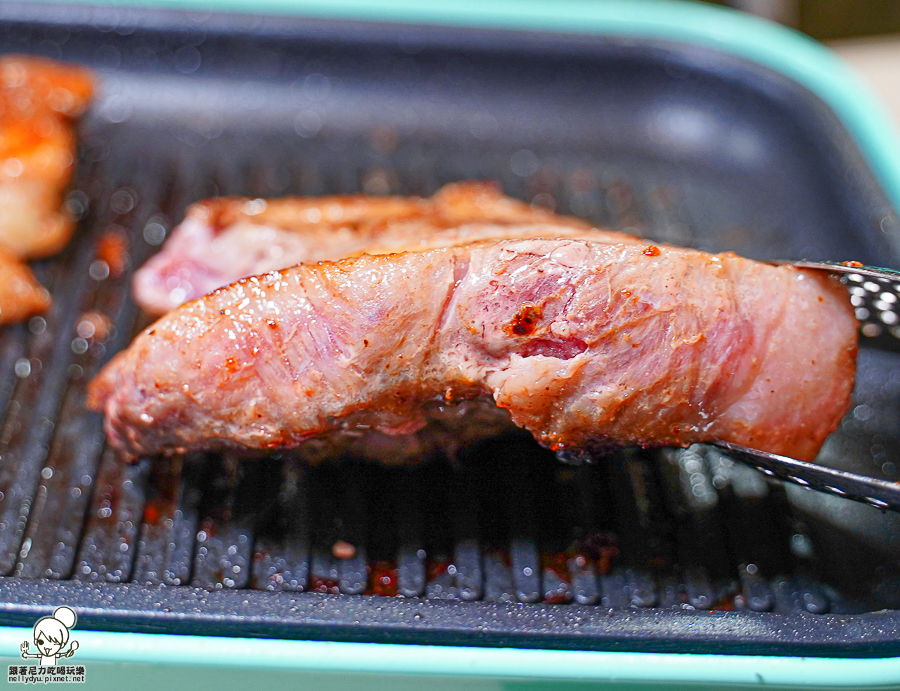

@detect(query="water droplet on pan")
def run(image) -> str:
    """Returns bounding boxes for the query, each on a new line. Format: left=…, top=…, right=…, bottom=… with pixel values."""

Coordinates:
left=14, top=358, right=30, bottom=378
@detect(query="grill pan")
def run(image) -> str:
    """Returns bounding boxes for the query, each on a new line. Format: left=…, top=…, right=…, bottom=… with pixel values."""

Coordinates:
left=1, top=0, right=900, bottom=666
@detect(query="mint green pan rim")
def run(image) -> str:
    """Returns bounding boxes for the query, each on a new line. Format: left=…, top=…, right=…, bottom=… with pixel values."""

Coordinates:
left=1, top=624, right=900, bottom=688
left=9, top=0, right=900, bottom=686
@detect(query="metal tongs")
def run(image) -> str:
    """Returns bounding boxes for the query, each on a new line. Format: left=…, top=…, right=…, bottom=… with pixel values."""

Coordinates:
left=717, top=261, right=900, bottom=512
left=789, top=260, right=900, bottom=349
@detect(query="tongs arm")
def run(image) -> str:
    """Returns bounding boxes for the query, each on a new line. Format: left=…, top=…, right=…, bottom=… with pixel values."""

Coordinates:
left=715, top=441, right=900, bottom=512
left=786, top=260, right=900, bottom=350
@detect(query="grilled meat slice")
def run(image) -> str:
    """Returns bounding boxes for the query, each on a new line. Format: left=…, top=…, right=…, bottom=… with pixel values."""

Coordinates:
left=132, top=181, right=617, bottom=315
left=0, top=56, right=93, bottom=325
left=0, top=56, right=93, bottom=259
left=0, top=250, right=50, bottom=324
left=89, top=238, right=857, bottom=463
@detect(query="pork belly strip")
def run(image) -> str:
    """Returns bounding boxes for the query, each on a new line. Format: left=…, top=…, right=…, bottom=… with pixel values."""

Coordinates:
left=133, top=181, right=625, bottom=315
left=0, top=56, right=94, bottom=259
left=89, top=238, right=857, bottom=463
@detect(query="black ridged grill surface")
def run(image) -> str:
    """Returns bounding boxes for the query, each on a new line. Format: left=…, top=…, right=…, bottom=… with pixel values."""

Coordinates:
left=0, top=141, right=862, bottom=618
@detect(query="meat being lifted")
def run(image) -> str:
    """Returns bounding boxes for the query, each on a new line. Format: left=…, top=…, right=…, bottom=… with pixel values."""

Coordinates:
left=0, top=56, right=94, bottom=324
left=132, top=182, right=617, bottom=315
left=90, top=237, right=857, bottom=463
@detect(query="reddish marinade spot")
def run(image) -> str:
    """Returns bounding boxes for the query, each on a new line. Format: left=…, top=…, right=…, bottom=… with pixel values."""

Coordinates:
left=578, top=533, right=619, bottom=575
left=541, top=552, right=573, bottom=604
left=142, top=498, right=165, bottom=526
left=309, top=577, right=341, bottom=594
left=508, top=303, right=542, bottom=336
left=367, top=560, right=398, bottom=597
left=96, top=228, right=129, bottom=277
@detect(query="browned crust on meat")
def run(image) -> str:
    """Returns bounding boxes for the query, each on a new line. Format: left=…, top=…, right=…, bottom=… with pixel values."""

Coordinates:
left=196, top=181, right=590, bottom=237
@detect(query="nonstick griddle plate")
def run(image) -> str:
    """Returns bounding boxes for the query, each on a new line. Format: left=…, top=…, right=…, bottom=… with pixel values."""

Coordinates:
left=0, top=1, right=898, bottom=657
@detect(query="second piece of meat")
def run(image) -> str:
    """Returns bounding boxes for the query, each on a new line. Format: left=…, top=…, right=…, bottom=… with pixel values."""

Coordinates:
left=131, top=181, right=605, bottom=315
